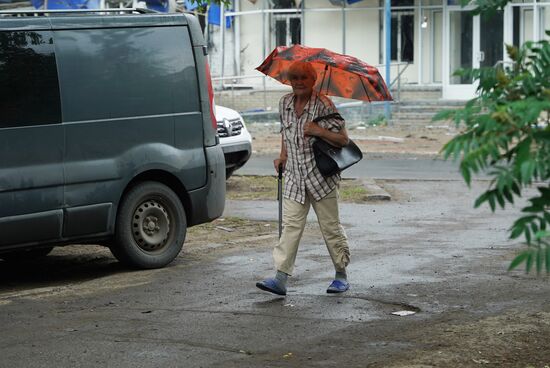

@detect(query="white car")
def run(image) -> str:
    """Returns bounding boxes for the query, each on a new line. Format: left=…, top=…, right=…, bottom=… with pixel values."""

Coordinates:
left=215, top=105, right=252, bottom=178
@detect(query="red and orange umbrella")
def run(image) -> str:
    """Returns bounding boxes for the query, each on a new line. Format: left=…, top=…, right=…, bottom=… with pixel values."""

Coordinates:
left=256, top=44, right=392, bottom=102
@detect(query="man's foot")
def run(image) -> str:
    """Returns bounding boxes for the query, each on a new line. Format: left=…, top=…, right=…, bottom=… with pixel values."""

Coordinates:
left=326, top=279, right=350, bottom=293
left=256, top=278, right=287, bottom=296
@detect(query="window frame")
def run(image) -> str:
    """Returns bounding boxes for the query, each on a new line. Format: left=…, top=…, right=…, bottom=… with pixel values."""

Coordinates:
left=271, top=12, right=301, bottom=48
left=379, top=0, right=416, bottom=64
left=393, top=11, right=415, bottom=62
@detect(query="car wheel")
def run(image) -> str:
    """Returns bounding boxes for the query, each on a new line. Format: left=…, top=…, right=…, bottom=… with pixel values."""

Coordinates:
left=1, top=246, right=54, bottom=261
left=111, top=181, right=186, bottom=269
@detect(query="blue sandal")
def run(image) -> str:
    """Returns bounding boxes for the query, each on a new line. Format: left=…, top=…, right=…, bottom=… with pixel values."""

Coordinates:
left=327, top=279, right=350, bottom=293
left=256, top=278, right=287, bottom=296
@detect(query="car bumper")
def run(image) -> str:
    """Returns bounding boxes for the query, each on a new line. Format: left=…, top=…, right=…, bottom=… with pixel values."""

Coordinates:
left=187, top=144, right=226, bottom=226
left=221, top=141, right=252, bottom=170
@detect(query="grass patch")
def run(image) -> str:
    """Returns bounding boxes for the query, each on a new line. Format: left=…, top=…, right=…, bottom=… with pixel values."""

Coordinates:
left=226, top=175, right=279, bottom=201
left=226, top=175, right=370, bottom=203
left=339, top=181, right=369, bottom=202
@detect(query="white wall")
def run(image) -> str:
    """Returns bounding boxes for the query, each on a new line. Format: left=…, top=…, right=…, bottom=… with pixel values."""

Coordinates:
left=523, top=8, right=534, bottom=42
left=302, top=1, right=380, bottom=66
left=302, top=1, right=345, bottom=52
left=237, top=0, right=283, bottom=87
left=303, top=0, right=421, bottom=85
left=238, top=0, right=382, bottom=87
left=234, top=0, right=453, bottom=88
left=208, top=25, right=236, bottom=81
left=541, top=5, right=550, bottom=40
left=421, top=9, right=442, bottom=83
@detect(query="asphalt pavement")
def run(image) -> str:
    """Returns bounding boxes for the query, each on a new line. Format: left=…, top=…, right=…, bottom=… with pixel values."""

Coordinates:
left=236, top=153, right=467, bottom=181
left=1, top=160, right=548, bottom=367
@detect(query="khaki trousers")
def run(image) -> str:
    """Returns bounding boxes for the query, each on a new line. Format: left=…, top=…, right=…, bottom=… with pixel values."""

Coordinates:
left=273, top=189, right=350, bottom=275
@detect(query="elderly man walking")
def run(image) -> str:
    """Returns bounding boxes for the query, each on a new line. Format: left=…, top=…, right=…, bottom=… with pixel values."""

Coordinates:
left=256, top=61, right=351, bottom=296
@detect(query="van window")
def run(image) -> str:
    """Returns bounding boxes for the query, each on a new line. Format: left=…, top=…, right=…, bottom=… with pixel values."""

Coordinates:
left=0, top=31, right=62, bottom=128
left=54, top=26, right=200, bottom=122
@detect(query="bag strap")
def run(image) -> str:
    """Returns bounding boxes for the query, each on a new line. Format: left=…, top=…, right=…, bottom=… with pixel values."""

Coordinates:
left=311, top=112, right=346, bottom=148
left=312, top=112, right=344, bottom=123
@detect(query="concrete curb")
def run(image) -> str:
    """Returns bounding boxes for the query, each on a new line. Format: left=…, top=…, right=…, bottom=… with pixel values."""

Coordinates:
left=361, top=178, right=392, bottom=201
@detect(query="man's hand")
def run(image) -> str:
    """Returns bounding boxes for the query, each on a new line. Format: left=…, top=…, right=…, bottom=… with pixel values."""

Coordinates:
left=274, top=157, right=286, bottom=174
left=303, top=121, right=324, bottom=137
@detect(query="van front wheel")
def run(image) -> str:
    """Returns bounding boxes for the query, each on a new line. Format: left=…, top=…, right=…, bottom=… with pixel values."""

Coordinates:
left=112, top=182, right=186, bottom=269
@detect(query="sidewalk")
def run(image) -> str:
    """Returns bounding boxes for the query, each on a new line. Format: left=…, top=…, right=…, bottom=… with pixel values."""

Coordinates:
left=220, top=180, right=550, bottom=368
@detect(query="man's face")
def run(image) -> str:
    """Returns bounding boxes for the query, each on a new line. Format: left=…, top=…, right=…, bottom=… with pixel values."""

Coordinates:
left=289, top=68, right=315, bottom=98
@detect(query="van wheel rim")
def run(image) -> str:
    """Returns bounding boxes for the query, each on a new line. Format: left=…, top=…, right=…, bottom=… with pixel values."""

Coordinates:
left=132, top=200, right=170, bottom=252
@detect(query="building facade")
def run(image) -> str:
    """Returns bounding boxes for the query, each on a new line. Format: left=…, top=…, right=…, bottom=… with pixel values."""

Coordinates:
left=207, top=0, right=550, bottom=100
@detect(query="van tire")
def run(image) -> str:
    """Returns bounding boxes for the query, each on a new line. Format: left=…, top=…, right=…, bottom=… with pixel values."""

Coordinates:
left=112, top=182, right=186, bottom=269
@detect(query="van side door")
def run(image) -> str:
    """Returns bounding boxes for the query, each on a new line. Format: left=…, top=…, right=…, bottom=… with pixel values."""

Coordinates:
left=51, top=24, right=206, bottom=239
left=0, top=29, right=65, bottom=247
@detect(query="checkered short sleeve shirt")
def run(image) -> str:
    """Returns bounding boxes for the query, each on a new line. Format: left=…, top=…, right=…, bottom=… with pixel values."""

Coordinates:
left=279, top=92, right=345, bottom=204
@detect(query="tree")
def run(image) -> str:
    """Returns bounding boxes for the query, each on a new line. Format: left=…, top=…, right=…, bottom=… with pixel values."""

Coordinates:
left=435, top=0, right=550, bottom=274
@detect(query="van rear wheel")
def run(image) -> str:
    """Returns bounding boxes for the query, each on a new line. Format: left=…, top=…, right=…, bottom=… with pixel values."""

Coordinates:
left=112, top=182, right=186, bottom=269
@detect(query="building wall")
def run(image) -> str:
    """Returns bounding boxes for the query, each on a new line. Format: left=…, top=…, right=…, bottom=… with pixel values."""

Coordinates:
left=303, top=0, right=380, bottom=66
left=344, top=7, right=380, bottom=66
left=541, top=4, right=550, bottom=40
left=237, top=0, right=271, bottom=87
left=302, top=1, right=346, bottom=53
left=208, top=25, right=236, bottom=82
left=228, top=0, right=547, bottom=101
left=394, top=4, right=444, bottom=86
left=235, top=0, right=433, bottom=89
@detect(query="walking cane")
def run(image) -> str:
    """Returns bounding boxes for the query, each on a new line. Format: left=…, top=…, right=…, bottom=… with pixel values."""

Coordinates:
left=278, top=163, right=283, bottom=239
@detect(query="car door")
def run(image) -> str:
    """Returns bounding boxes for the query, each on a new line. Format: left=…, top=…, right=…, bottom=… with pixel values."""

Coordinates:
left=0, top=27, right=65, bottom=247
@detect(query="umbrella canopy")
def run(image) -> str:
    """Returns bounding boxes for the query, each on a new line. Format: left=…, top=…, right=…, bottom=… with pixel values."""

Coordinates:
left=256, top=44, right=392, bottom=102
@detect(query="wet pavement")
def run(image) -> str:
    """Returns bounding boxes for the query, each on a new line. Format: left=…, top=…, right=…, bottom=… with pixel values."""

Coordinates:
left=237, top=153, right=467, bottom=180
left=1, top=180, right=549, bottom=367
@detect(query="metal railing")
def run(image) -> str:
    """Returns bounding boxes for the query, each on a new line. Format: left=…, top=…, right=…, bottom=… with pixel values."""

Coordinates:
left=0, top=7, right=154, bottom=15
left=389, top=62, right=410, bottom=102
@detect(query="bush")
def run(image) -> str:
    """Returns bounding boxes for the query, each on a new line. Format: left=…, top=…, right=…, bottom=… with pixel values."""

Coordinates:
left=435, top=25, right=550, bottom=274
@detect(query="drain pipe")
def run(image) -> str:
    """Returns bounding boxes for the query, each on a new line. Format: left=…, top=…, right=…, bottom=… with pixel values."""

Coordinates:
left=384, top=0, right=392, bottom=123
left=342, top=0, right=346, bottom=54
left=220, top=4, right=225, bottom=90
left=234, top=0, right=240, bottom=76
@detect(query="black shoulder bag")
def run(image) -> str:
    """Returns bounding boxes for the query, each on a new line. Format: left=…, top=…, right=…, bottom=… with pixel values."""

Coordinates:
left=311, top=113, right=363, bottom=177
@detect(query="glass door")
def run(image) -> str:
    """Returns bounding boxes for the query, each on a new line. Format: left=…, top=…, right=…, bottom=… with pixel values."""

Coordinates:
left=444, top=8, right=476, bottom=99
left=480, top=11, right=504, bottom=68
left=443, top=9, right=504, bottom=99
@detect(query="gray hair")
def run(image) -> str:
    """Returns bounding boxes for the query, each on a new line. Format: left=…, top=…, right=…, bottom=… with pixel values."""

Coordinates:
left=288, top=62, right=317, bottom=82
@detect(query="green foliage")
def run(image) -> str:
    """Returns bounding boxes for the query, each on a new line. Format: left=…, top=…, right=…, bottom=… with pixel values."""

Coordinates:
left=436, top=19, right=550, bottom=274
left=366, top=114, right=388, bottom=127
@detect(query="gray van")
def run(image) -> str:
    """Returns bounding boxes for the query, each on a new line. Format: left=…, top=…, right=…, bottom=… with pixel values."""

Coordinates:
left=0, top=9, right=225, bottom=269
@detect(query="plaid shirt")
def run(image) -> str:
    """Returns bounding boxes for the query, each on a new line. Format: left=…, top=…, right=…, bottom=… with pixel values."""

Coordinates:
left=279, top=92, right=345, bottom=204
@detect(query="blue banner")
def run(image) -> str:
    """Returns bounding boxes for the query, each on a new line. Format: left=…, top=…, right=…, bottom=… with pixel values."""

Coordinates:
left=208, top=3, right=232, bottom=28
left=32, top=0, right=100, bottom=9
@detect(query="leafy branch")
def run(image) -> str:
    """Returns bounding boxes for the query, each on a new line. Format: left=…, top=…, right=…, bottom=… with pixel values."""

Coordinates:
left=435, top=29, right=550, bottom=274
